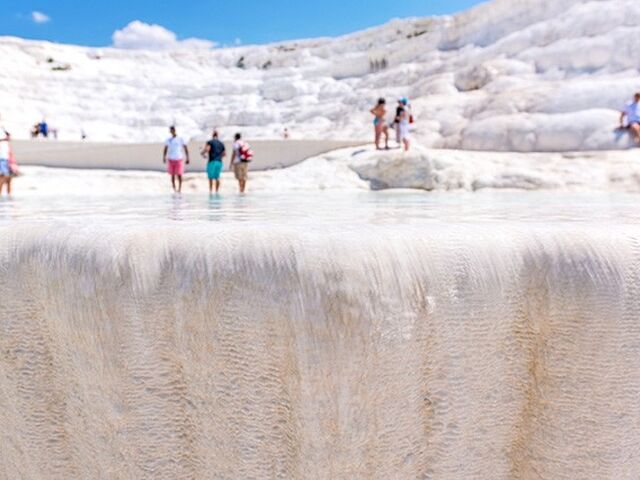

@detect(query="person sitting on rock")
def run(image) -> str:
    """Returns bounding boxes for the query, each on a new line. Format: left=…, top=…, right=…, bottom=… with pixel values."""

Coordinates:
left=620, top=92, right=640, bottom=145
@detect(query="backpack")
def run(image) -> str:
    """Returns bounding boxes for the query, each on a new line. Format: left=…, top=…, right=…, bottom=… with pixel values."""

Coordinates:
left=238, top=141, right=253, bottom=162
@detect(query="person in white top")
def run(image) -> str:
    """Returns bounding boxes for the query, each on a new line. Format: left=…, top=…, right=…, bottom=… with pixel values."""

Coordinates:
left=230, top=132, right=252, bottom=193
left=0, top=128, right=13, bottom=196
left=620, top=92, right=640, bottom=145
left=162, top=126, right=189, bottom=193
left=397, top=98, right=411, bottom=151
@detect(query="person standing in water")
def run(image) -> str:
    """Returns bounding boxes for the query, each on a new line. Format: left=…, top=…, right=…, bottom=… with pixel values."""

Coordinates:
left=230, top=133, right=253, bottom=194
left=201, top=129, right=226, bottom=194
left=370, top=98, right=389, bottom=150
left=0, top=128, right=14, bottom=196
left=163, top=126, right=189, bottom=193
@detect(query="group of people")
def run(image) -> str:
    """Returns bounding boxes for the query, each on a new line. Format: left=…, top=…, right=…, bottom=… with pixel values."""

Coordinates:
left=0, top=129, right=18, bottom=196
left=5, top=93, right=640, bottom=199
left=370, top=97, right=412, bottom=151
left=371, top=92, right=640, bottom=151
left=163, top=126, right=253, bottom=194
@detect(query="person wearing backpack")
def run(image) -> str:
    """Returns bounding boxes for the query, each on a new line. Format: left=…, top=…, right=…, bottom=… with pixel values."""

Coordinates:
left=230, top=132, right=252, bottom=193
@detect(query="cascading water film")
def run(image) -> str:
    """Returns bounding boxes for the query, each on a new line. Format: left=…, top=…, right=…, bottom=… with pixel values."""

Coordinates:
left=1, top=193, right=639, bottom=478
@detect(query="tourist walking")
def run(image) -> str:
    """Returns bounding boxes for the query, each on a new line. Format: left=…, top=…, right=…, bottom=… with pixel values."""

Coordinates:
left=370, top=98, right=389, bottom=150
left=230, top=133, right=253, bottom=193
left=163, top=126, right=189, bottom=193
left=0, top=128, right=15, bottom=196
left=620, top=92, right=640, bottom=145
left=201, top=129, right=226, bottom=194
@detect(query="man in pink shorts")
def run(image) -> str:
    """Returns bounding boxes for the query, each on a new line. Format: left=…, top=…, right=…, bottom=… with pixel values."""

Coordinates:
left=163, top=126, right=190, bottom=193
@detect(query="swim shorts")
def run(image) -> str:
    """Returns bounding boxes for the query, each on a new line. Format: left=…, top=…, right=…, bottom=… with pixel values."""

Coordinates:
left=167, top=159, right=184, bottom=176
left=233, top=162, right=249, bottom=181
left=207, top=160, right=223, bottom=180
left=0, top=158, right=9, bottom=176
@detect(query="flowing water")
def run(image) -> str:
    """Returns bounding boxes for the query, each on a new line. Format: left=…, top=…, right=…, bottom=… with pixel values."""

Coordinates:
left=0, top=191, right=639, bottom=479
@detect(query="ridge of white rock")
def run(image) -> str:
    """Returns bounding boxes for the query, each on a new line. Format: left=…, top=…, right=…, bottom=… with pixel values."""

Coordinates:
left=342, top=146, right=640, bottom=192
left=1, top=0, right=639, bottom=151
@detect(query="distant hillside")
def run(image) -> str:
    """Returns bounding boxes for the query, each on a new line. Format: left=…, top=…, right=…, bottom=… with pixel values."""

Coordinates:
left=1, top=0, right=638, bottom=151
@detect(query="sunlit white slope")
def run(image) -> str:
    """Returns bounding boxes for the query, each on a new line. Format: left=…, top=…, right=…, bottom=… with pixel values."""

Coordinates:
left=0, top=0, right=638, bottom=151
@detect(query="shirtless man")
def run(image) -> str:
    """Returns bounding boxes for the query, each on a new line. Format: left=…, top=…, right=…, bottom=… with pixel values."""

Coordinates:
left=370, top=98, right=389, bottom=150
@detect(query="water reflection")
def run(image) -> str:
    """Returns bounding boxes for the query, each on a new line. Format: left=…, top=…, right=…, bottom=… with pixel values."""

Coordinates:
left=0, top=190, right=637, bottom=227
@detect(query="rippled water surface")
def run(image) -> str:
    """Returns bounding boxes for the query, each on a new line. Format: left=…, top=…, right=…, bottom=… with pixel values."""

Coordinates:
left=0, top=191, right=638, bottom=227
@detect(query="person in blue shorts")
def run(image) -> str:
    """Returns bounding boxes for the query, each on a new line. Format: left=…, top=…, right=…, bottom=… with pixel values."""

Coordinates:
left=0, top=128, right=16, bottom=196
left=201, top=129, right=226, bottom=193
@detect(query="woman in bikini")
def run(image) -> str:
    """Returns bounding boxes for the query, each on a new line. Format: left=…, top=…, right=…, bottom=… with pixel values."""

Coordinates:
left=370, top=98, right=389, bottom=150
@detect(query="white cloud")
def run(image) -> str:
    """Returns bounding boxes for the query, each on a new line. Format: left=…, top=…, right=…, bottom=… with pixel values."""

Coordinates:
left=31, top=11, right=50, bottom=24
left=112, top=21, right=215, bottom=50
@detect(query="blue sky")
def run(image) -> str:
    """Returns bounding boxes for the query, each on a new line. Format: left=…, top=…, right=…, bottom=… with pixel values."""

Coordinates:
left=4, top=0, right=484, bottom=47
